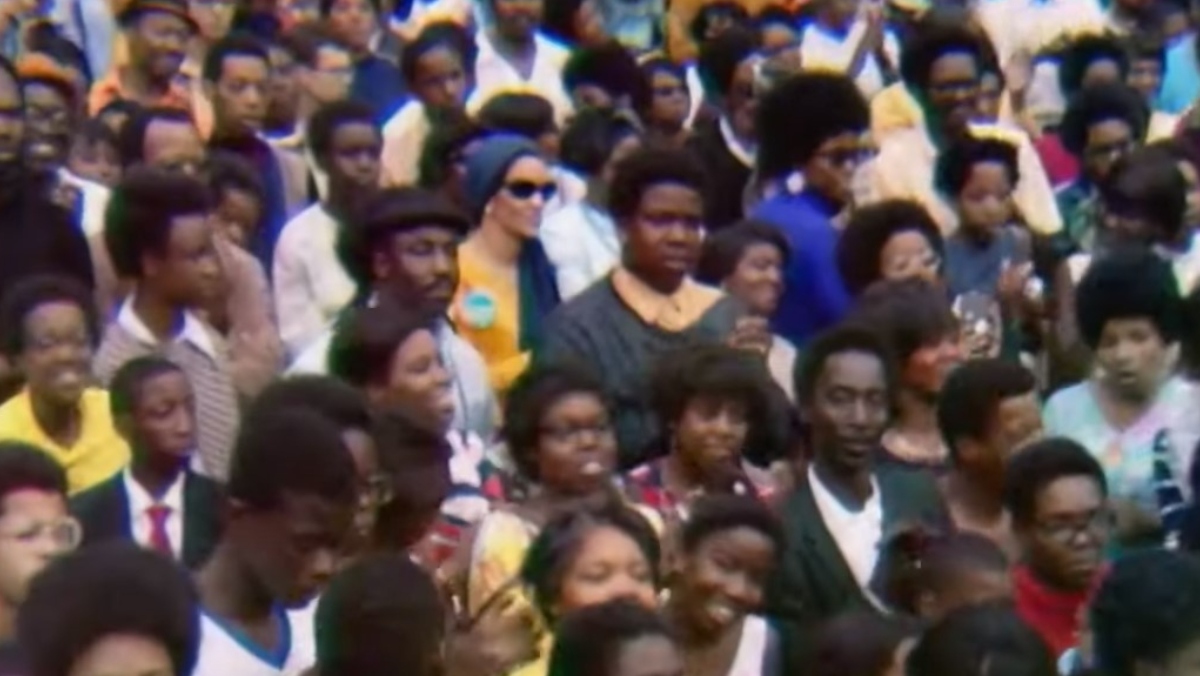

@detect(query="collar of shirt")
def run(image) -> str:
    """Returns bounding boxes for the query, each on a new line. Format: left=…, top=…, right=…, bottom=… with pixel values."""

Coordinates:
left=610, top=267, right=724, bottom=332
left=719, top=116, right=756, bottom=169
left=121, top=466, right=186, bottom=515
left=91, top=70, right=191, bottom=112
left=117, top=296, right=218, bottom=360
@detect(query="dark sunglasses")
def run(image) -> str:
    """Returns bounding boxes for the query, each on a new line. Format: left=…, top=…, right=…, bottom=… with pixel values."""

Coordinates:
left=504, top=180, right=558, bottom=201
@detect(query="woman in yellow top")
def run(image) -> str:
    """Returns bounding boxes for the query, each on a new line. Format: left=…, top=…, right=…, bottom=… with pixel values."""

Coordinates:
left=463, top=363, right=663, bottom=676
left=0, top=276, right=129, bottom=494
left=452, top=134, right=562, bottom=395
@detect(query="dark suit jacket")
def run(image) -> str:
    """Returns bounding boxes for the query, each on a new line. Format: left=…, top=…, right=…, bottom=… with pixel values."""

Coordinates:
left=70, top=470, right=223, bottom=570
left=767, top=464, right=948, bottom=672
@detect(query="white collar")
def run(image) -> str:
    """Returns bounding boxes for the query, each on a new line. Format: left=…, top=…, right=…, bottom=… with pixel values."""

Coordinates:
left=808, top=464, right=880, bottom=518
left=116, top=296, right=218, bottom=360
left=121, top=467, right=186, bottom=514
left=719, top=117, right=756, bottom=169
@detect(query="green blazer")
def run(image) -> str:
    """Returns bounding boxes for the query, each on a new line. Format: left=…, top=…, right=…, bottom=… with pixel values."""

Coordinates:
left=767, top=464, right=948, bottom=672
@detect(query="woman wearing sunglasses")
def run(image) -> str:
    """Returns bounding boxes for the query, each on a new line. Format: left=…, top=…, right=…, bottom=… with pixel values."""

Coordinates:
left=452, top=134, right=562, bottom=396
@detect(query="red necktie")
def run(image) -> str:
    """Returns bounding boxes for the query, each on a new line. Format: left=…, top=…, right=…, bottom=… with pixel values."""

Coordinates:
left=147, top=504, right=173, bottom=557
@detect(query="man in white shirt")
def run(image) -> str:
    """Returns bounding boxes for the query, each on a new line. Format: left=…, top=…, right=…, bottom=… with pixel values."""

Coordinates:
left=70, top=357, right=222, bottom=569
left=470, top=0, right=572, bottom=124
left=767, top=326, right=947, bottom=673
left=273, top=99, right=382, bottom=357
left=192, top=406, right=359, bottom=676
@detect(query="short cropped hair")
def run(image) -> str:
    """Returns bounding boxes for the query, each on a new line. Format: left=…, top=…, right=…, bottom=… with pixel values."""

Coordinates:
left=116, top=106, right=193, bottom=168
left=562, top=40, right=643, bottom=103
left=608, top=145, right=706, bottom=224
left=0, top=274, right=97, bottom=359
left=476, top=92, right=556, bottom=140
left=109, top=356, right=185, bottom=418
left=549, top=600, right=677, bottom=676
left=400, top=21, right=476, bottom=86
left=227, top=407, right=358, bottom=510
left=327, top=304, right=438, bottom=389
left=308, top=98, right=378, bottom=160
left=695, top=219, right=791, bottom=285
left=202, top=33, right=269, bottom=84
left=650, top=343, right=772, bottom=433
left=1003, top=437, right=1107, bottom=526
left=879, top=527, right=1009, bottom=615
left=934, top=136, right=1020, bottom=198
left=249, top=375, right=370, bottom=432
left=316, top=554, right=444, bottom=676
left=848, top=277, right=957, bottom=365
left=899, top=22, right=985, bottom=92
left=0, top=441, right=67, bottom=516
left=1058, top=33, right=1129, bottom=98
left=104, top=166, right=212, bottom=279
left=937, top=359, right=1037, bottom=461
left=796, top=324, right=899, bottom=406
left=906, top=601, right=1056, bottom=676
left=18, top=542, right=200, bottom=676
left=681, top=494, right=783, bottom=555
left=559, top=107, right=641, bottom=177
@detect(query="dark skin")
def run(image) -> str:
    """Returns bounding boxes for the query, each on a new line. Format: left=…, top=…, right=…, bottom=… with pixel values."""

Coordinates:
left=621, top=183, right=706, bottom=295
left=18, top=301, right=93, bottom=449
left=802, top=350, right=892, bottom=505
left=320, top=120, right=382, bottom=220
left=117, top=369, right=196, bottom=498
left=123, top=11, right=192, bottom=98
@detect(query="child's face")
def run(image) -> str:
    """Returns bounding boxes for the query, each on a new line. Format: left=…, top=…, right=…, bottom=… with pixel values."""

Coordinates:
left=67, top=139, right=120, bottom=187
left=957, top=160, right=1013, bottom=236
left=127, top=370, right=196, bottom=465
left=214, top=187, right=262, bottom=249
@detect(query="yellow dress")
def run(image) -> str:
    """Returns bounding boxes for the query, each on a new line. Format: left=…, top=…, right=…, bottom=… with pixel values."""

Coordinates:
left=450, top=245, right=530, bottom=396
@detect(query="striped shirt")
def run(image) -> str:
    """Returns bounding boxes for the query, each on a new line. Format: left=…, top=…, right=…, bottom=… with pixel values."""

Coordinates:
left=93, top=300, right=240, bottom=482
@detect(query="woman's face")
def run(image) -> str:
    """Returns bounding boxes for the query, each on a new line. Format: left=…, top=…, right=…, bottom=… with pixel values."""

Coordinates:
left=1094, top=317, right=1169, bottom=400
left=556, top=525, right=658, bottom=617
left=18, top=302, right=92, bottom=408
left=724, top=242, right=784, bottom=316
left=904, top=335, right=963, bottom=396
left=957, top=161, right=1013, bottom=237
left=674, top=396, right=750, bottom=481
left=648, top=70, right=690, bottom=130
left=879, top=231, right=941, bottom=285
left=535, top=391, right=618, bottom=495
left=674, top=527, right=776, bottom=636
left=488, top=155, right=554, bottom=239
left=803, top=131, right=871, bottom=206
left=374, top=329, right=456, bottom=434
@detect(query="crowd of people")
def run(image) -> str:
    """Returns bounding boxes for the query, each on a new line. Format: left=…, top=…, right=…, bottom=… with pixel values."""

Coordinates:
left=1, top=0, right=1200, bottom=674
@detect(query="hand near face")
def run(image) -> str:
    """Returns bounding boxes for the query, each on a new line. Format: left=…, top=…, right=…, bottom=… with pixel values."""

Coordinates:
left=444, top=596, right=539, bottom=676
left=726, top=316, right=772, bottom=355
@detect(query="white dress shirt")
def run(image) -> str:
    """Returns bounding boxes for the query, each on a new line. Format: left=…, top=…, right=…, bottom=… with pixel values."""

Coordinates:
left=809, top=466, right=883, bottom=596
left=469, top=31, right=573, bottom=124
left=540, top=201, right=620, bottom=299
left=272, top=204, right=356, bottom=357
left=122, top=468, right=185, bottom=560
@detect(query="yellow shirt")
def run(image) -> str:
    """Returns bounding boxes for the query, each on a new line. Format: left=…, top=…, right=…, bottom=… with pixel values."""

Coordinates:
left=0, top=388, right=130, bottom=494
left=451, top=246, right=529, bottom=395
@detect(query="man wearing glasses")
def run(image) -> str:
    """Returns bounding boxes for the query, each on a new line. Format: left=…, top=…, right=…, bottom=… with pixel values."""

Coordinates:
left=0, top=441, right=80, bottom=676
left=1006, top=437, right=1111, bottom=662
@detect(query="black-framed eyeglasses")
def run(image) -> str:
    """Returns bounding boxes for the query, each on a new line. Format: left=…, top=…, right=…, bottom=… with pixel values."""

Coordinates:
left=1035, top=510, right=1112, bottom=544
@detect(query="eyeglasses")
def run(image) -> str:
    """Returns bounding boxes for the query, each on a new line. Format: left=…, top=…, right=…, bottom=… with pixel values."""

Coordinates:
left=504, top=180, right=558, bottom=202
left=814, top=147, right=875, bottom=168
left=1035, top=510, right=1112, bottom=544
left=0, top=516, right=82, bottom=552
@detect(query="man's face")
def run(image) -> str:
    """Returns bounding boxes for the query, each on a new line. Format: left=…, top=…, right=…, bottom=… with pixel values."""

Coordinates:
left=925, top=51, right=980, bottom=136
left=143, top=118, right=206, bottom=176
left=374, top=225, right=462, bottom=316
left=326, top=0, right=378, bottom=53
left=23, top=82, right=71, bottom=170
left=622, top=183, right=705, bottom=291
left=1082, top=119, right=1135, bottom=183
left=491, top=0, right=542, bottom=43
left=232, top=492, right=355, bottom=607
left=323, top=121, right=381, bottom=195
left=129, top=12, right=190, bottom=82
left=804, top=351, right=891, bottom=474
left=143, top=213, right=223, bottom=307
left=301, top=45, right=353, bottom=105
left=0, top=490, right=75, bottom=607
left=0, top=70, right=26, bottom=165
left=210, top=55, right=269, bottom=134
left=1019, top=476, right=1109, bottom=591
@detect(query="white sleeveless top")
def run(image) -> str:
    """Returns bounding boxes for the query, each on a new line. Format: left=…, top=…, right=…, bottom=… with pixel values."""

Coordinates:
left=728, top=615, right=771, bottom=676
